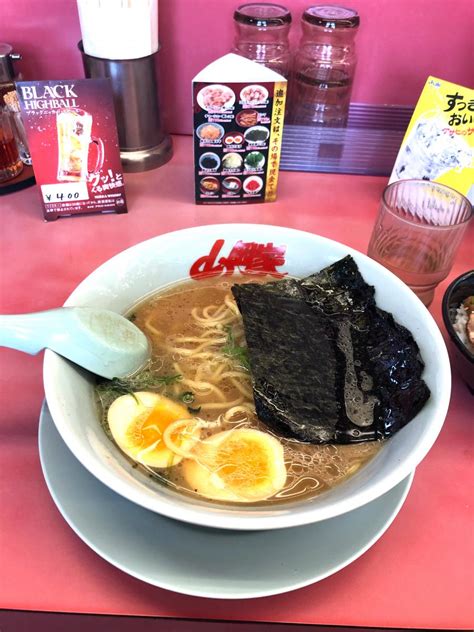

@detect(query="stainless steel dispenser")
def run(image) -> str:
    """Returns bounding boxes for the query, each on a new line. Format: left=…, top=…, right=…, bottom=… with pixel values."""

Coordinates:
left=80, top=43, right=172, bottom=172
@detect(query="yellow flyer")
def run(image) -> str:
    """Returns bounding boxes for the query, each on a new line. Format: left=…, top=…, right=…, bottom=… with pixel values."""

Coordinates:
left=390, top=76, right=474, bottom=203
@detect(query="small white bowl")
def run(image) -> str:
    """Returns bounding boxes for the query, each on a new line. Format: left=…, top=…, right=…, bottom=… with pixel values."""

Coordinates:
left=240, top=84, right=269, bottom=106
left=244, top=125, right=269, bottom=145
left=197, top=85, right=235, bottom=112
left=198, top=152, right=221, bottom=171
left=243, top=175, right=263, bottom=194
left=44, top=224, right=450, bottom=531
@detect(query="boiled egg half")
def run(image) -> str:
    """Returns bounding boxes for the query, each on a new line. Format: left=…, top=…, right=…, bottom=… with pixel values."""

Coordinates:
left=183, top=428, right=287, bottom=502
left=107, top=391, right=198, bottom=468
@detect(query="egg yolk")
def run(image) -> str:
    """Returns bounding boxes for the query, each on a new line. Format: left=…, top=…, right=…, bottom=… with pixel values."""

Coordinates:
left=183, top=428, right=287, bottom=502
left=212, top=436, right=271, bottom=489
left=107, top=392, right=198, bottom=468
left=128, top=405, right=177, bottom=451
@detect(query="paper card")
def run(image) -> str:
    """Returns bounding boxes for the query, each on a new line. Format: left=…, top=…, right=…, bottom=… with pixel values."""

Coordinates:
left=193, top=54, right=287, bottom=205
left=16, top=79, right=127, bottom=220
left=390, top=76, right=474, bottom=203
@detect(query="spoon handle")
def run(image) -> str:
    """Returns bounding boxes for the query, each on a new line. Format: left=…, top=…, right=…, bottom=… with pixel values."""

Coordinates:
left=0, top=310, right=67, bottom=355
left=0, top=307, right=150, bottom=379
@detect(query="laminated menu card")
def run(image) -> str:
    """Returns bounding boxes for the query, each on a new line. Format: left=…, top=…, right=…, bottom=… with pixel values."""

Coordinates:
left=390, top=76, right=474, bottom=203
left=17, top=79, right=127, bottom=220
left=193, top=53, right=287, bottom=204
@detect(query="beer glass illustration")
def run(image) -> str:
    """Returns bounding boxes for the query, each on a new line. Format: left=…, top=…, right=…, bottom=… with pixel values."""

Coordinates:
left=56, top=109, right=104, bottom=182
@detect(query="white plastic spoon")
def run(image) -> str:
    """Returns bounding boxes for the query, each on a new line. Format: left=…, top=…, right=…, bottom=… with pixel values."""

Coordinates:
left=0, top=307, right=150, bottom=379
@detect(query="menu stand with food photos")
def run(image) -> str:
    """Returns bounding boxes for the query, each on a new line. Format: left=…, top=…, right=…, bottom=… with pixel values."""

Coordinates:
left=193, top=54, right=287, bottom=205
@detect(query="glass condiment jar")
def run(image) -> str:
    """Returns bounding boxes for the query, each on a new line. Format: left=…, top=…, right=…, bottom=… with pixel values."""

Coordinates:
left=288, top=5, right=359, bottom=127
left=233, top=3, right=292, bottom=78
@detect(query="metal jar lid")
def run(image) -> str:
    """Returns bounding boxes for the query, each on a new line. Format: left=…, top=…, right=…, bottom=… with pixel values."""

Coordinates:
left=234, top=3, right=292, bottom=27
left=0, top=43, right=21, bottom=84
left=303, top=5, right=360, bottom=29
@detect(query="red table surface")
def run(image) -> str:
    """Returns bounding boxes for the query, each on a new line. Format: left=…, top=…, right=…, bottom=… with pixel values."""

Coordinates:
left=0, top=135, right=473, bottom=629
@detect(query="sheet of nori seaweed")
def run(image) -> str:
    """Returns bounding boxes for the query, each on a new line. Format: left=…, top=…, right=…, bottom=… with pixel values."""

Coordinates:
left=231, top=255, right=430, bottom=444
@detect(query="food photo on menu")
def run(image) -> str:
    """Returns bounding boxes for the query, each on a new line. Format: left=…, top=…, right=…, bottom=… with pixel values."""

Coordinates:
left=0, top=0, right=473, bottom=628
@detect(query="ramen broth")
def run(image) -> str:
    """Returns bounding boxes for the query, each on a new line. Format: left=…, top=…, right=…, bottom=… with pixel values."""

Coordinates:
left=96, top=277, right=382, bottom=505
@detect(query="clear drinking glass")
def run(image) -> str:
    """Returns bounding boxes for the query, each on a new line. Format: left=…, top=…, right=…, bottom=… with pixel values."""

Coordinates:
left=56, top=108, right=104, bottom=182
left=233, top=3, right=292, bottom=78
left=0, top=107, right=23, bottom=182
left=368, top=180, right=472, bottom=307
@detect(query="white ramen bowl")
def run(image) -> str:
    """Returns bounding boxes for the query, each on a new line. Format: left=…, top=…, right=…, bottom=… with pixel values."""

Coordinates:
left=43, top=224, right=451, bottom=531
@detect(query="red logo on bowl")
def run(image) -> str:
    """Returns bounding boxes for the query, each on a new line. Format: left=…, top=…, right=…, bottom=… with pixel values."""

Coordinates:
left=190, top=239, right=287, bottom=280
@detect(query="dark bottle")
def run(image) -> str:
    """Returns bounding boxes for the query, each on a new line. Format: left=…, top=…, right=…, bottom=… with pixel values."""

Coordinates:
left=232, top=3, right=292, bottom=78
left=0, top=43, right=20, bottom=103
left=288, top=5, right=359, bottom=127
left=0, top=43, right=25, bottom=181
left=0, top=43, right=31, bottom=166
